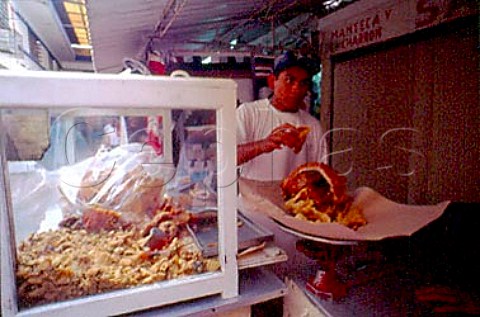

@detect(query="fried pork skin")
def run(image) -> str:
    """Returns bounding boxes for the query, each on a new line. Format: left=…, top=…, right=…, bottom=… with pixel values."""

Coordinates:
left=280, top=162, right=366, bottom=230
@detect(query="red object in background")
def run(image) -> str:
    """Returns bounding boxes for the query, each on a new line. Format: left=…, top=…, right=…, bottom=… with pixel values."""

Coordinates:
left=146, top=116, right=163, bottom=156
left=148, top=51, right=166, bottom=75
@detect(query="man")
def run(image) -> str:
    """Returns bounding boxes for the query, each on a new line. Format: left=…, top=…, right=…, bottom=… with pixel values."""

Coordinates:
left=237, top=51, right=328, bottom=181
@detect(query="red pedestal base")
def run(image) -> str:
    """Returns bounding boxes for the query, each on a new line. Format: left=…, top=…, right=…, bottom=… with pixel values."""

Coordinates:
left=297, top=239, right=350, bottom=300
left=306, top=269, right=348, bottom=300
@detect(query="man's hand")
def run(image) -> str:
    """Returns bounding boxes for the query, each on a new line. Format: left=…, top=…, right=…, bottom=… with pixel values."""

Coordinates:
left=237, top=123, right=310, bottom=165
left=267, top=123, right=309, bottom=153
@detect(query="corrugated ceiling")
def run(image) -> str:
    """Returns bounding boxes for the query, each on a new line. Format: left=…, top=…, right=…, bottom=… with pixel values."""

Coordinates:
left=86, top=0, right=357, bottom=73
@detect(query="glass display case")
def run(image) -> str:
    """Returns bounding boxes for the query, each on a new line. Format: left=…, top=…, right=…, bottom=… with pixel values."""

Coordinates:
left=0, top=71, right=238, bottom=317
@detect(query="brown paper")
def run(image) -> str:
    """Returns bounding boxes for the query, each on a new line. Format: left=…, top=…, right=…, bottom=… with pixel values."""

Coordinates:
left=238, top=178, right=450, bottom=242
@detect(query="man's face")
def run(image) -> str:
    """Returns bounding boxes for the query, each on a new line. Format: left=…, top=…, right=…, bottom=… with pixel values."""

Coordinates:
left=273, top=66, right=311, bottom=112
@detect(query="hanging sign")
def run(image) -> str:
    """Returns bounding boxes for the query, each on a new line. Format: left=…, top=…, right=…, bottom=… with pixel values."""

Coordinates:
left=318, top=0, right=477, bottom=57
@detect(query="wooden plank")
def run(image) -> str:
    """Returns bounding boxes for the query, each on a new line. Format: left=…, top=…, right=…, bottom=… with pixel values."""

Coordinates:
left=330, top=43, right=414, bottom=203
left=428, top=19, right=479, bottom=203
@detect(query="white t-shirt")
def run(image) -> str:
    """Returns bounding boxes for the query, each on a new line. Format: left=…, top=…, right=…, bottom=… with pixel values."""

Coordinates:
left=236, top=99, right=328, bottom=181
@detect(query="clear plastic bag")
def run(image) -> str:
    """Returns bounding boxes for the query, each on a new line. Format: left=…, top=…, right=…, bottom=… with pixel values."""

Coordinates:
left=9, top=161, right=61, bottom=243
left=58, top=143, right=176, bottom=227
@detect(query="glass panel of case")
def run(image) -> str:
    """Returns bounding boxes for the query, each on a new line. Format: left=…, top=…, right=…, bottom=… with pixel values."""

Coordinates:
left=2, top=107, right=221, bottom=310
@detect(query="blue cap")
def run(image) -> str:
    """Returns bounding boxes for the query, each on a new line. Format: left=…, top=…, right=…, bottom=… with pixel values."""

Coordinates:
left=273, top=51, right=319, bottom=78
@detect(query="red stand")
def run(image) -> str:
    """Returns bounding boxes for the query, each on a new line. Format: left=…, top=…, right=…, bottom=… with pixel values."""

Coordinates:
left=297, top=240, right=350, bottom=301
left=297, top=239, right=385, bottom=301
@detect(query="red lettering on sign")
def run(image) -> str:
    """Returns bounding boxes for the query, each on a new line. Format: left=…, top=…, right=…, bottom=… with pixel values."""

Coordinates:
left=337, top=27, right=382, bottom=50
left=365, top=17, right=371, bottom=29
left=385, top=8, right=393, bottom=20
left=372, top=14, right=381, bottom=27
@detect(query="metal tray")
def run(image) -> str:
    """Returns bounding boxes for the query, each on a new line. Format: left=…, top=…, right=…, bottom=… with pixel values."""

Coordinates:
left=189, top=211, right=274, bottom=257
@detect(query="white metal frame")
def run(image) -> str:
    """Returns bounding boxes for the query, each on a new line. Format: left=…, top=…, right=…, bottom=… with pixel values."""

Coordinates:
left=0, top=70, right=238, bottom=317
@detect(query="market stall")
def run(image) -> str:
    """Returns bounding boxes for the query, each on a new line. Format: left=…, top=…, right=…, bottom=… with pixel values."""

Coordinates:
left=0, top=71, right=286, bottom=317
left=2, top=0, right=479, bottom=316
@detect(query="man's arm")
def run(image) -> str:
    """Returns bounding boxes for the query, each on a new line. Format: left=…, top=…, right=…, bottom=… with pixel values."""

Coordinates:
left=237, top=139, right=279, bottom=165
left=237, top=123, right=305, bottom=165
